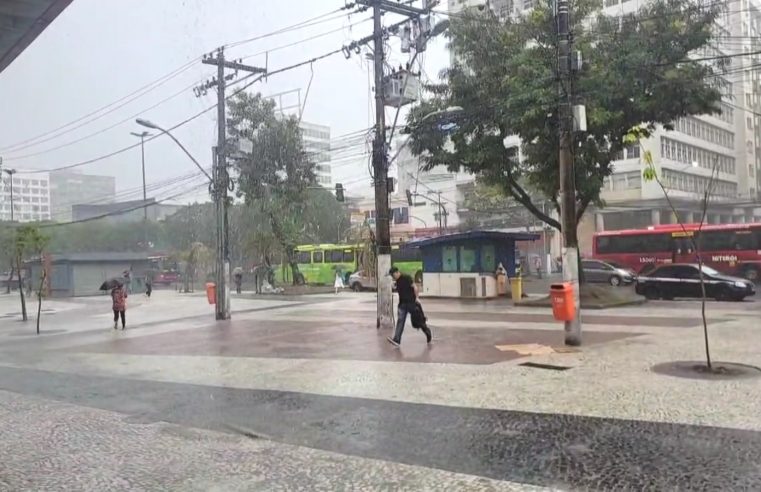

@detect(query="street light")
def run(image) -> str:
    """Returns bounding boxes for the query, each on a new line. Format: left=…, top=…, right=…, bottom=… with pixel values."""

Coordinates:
left=135, top=119, right=212, bottom=182
left=2, top=168, right=17, bottom=221
left=391, top=106, right=464, bottom=165
left=137, top=118, right=227, bottom=321
left=130, top=130, right=152, bottom=221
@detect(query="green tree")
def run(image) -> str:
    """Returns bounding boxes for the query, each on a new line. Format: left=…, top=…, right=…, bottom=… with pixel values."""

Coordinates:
left=228, top=92, right=317, bottom=284
left=12, top=225, right=49, bottom=324
left=406, top=0, right=723, bottom=234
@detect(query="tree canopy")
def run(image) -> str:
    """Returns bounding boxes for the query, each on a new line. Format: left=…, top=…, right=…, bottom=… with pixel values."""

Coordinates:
left=406, top=0, right=724, bottom=230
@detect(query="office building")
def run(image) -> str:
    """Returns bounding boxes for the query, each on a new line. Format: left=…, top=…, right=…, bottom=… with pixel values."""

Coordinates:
left=48, top=170, right=116, bottom=222
left=72, top=198, right=182, bottom=224
left=0, top=170, right=51, bottom=222
left=300, top=121, right=332, bottom=187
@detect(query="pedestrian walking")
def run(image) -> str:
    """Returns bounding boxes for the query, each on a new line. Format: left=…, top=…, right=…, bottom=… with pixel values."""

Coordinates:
left=123, top=269, right=132, bottom=294
left=387, top=267, right=432, bottom=347
left=111, top=283, right=128, bottom=330
left=334, top=269, right=345, bottom=294
left=145, top=275, right=153, bottom=299
left=233, top=268, right=243, bottom=294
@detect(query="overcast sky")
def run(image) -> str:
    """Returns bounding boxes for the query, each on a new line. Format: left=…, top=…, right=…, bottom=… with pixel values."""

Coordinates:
left=0, top=0, right=448, bottom=203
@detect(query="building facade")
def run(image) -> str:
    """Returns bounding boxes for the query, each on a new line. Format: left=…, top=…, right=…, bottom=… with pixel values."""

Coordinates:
left=0, top=170, right=51, bottom=222
left=300, top=121, right=332, bottom=187
left=48, top=170, right=116, bottom=222
left=72, top=198, right=181, bottom=224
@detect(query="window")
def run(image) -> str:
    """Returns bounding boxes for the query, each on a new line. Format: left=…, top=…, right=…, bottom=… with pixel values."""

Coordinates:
left=459, top=246, right=478, bottom=272
left=313, top=251, right=324, bottom=263
left=480, top=244, right=496, bottom=272
left=734, top=230, right=759, bottom=250
left=582, top=260, right=610, bottom=270
left=653, top=265, right=680, bottom=277
left=392, top=246, right=421, bottom=262
left=596, top=232, right=671, bottom=254
left=442, top=246, right=457, bottom=272
left=342, top=250, right=355, bottom=263
left=296, top=251, right=312, bottom=264
left=672, top=265, right=700, bottom=279
left=626, top=145, right=640, bottom=159
left=327, top=250, right=344, bottom=263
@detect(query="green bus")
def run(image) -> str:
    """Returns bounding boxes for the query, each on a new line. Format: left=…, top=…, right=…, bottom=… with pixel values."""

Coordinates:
left=275, top=242, right=422, bottom=285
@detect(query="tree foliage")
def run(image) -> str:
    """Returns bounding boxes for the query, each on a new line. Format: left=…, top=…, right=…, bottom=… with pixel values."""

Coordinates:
left=229, top=92, right=347, bottom=282
left=406, top=0, right=724, bottom=230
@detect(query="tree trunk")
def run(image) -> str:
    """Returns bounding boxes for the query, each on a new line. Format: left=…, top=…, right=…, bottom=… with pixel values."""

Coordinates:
left=6, top=264, right=13, bottom=294
left=16, top=258, right=27, bottom=322
left=36, top=268, right=46, bottom=335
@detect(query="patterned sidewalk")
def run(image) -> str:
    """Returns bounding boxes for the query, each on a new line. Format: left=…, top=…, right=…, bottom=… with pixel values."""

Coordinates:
left=0, top=292, right=759, bottom=490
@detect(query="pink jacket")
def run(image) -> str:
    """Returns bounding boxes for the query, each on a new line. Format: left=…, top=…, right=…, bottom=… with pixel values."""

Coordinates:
left=111, top=286, right=127, bottom=311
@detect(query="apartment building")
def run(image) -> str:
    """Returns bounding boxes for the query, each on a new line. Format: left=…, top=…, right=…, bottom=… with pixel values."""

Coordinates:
left=0, top=170, right=51, bottom=222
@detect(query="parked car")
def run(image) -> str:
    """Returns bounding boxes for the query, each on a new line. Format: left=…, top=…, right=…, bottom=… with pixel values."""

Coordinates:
left=582, top=259, right=636, bottom=286
left=153, top=270, right=181, bottom=286
left=348, top=270, right=376, bottom=291
left=635, top=263, right=756, bottom=301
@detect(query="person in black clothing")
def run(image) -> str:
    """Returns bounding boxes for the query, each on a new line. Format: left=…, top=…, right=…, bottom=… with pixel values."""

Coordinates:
left=387, top=267, right=432, bottom=347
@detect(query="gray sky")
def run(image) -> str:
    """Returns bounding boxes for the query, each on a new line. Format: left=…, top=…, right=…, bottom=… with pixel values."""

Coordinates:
left=0, top=0, right=448, bottom=203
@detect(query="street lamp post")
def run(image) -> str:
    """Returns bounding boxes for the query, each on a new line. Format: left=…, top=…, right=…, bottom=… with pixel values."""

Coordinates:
left=2, top=168, right=17, bottom=221
left=135, top=118, right=228, bottom=320
left=130, top=131, right=152, bottom=222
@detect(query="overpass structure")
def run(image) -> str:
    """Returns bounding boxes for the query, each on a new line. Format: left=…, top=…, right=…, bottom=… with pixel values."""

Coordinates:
left=0, top=0, right=73, bottom=74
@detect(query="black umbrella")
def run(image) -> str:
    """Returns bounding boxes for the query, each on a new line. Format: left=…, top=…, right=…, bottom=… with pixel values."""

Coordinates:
left=99, top=278, right=123, bottom=291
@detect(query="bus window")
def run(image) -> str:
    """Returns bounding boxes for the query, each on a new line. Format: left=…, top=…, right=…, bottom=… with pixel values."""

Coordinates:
left=733, top=231, right=759, bottom=250
left=392, top=246, right=421, bottom=262
left=296, top=251, right=311, bottom=264
left=343, top=250, right=355, bottom=263
left=313, top=251, right=324, bottom=263
left=327, top=250, right=344, bottom=263
left=598, top=233, right=671, bottom=254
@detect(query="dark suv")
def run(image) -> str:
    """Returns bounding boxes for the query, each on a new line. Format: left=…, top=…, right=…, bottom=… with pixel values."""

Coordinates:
left=635, top=263, right=756, bottom=302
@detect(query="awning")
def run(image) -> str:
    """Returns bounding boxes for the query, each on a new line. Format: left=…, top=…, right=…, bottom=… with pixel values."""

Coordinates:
left=0, top=0, right=73, bottom=74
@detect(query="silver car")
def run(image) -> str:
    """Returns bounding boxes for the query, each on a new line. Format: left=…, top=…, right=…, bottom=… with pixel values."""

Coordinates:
left=348, top=270, right=377, bottom=291
left=582, top=260, right=636, bottom=286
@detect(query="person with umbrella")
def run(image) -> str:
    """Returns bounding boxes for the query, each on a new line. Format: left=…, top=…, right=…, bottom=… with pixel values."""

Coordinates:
left=109, top=279, right=127, bottom=330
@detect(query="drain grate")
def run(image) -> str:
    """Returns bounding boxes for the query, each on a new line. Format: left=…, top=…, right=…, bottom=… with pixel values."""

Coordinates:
left=519, top=362, right=572, bottom=371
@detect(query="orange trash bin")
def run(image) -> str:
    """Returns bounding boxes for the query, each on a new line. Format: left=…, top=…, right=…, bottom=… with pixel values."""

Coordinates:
left=550, top=283, right=575, bottom=321
left=205, top=282, right=217, bottom=305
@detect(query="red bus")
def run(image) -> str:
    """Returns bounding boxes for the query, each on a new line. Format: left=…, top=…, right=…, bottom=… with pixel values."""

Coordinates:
left=592, top=222, right=761, bottom=282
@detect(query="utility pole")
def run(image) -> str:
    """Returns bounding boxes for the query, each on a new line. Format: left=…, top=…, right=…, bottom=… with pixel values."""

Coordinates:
left=2, top=168, right=16, bottom=222
left=199, top=47, right=266, bottom=321
left=557, top=0, right=582, bottom=345
left=358, top=0, right=437, bottom=329
left=371, top=2, right=392, bottom=329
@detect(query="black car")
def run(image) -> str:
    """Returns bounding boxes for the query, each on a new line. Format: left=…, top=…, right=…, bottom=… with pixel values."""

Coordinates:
left=635, top=263, right=756, bottom=302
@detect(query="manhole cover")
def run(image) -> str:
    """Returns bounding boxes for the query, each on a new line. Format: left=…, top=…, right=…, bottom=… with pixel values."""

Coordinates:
left=9, top=329, right=67, bottom=337
left=652, top=361, right=761, bottom=380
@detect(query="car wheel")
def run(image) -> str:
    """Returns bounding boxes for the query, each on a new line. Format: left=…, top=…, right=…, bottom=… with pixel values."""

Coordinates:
left=714, top=287, right=732, bottom=302
left=609, top=275, right=621, bottom=287
left=351, top=283, right=362, bottom=292
left=742, top=266, right=759, bottom=283
left=643, top=286, right=660, bottom=300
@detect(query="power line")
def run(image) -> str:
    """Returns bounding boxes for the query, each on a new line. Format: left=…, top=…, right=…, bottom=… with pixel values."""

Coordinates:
left=0, top=6, right=365, bottom=155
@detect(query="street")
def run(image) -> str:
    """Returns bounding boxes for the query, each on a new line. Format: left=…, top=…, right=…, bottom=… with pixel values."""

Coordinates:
left=0, top=289, right=760, bottom=490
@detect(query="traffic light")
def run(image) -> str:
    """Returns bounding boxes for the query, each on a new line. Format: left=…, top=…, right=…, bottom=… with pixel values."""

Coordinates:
left=335, top=183, right=345, bottom=202
left=406, top=189, right=413, bottom=206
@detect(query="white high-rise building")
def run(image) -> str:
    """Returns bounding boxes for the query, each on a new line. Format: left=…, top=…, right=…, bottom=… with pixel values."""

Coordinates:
left=0, top=170, right=51, bottom=223
left=300, top=121, right=332, bottom=187
left=592, top=0, right=761, bottom=235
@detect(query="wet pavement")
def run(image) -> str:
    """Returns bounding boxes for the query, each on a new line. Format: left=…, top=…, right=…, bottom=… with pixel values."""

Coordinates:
left=2, top=365, right=761, bottom=490
left=0, top=291, right=760, bottom=490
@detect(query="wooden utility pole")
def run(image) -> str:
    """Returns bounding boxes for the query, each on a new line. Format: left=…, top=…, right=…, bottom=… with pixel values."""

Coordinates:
left=200, top=48, right=265, bottom=320
left=557, top=0, right=582, bottom=345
